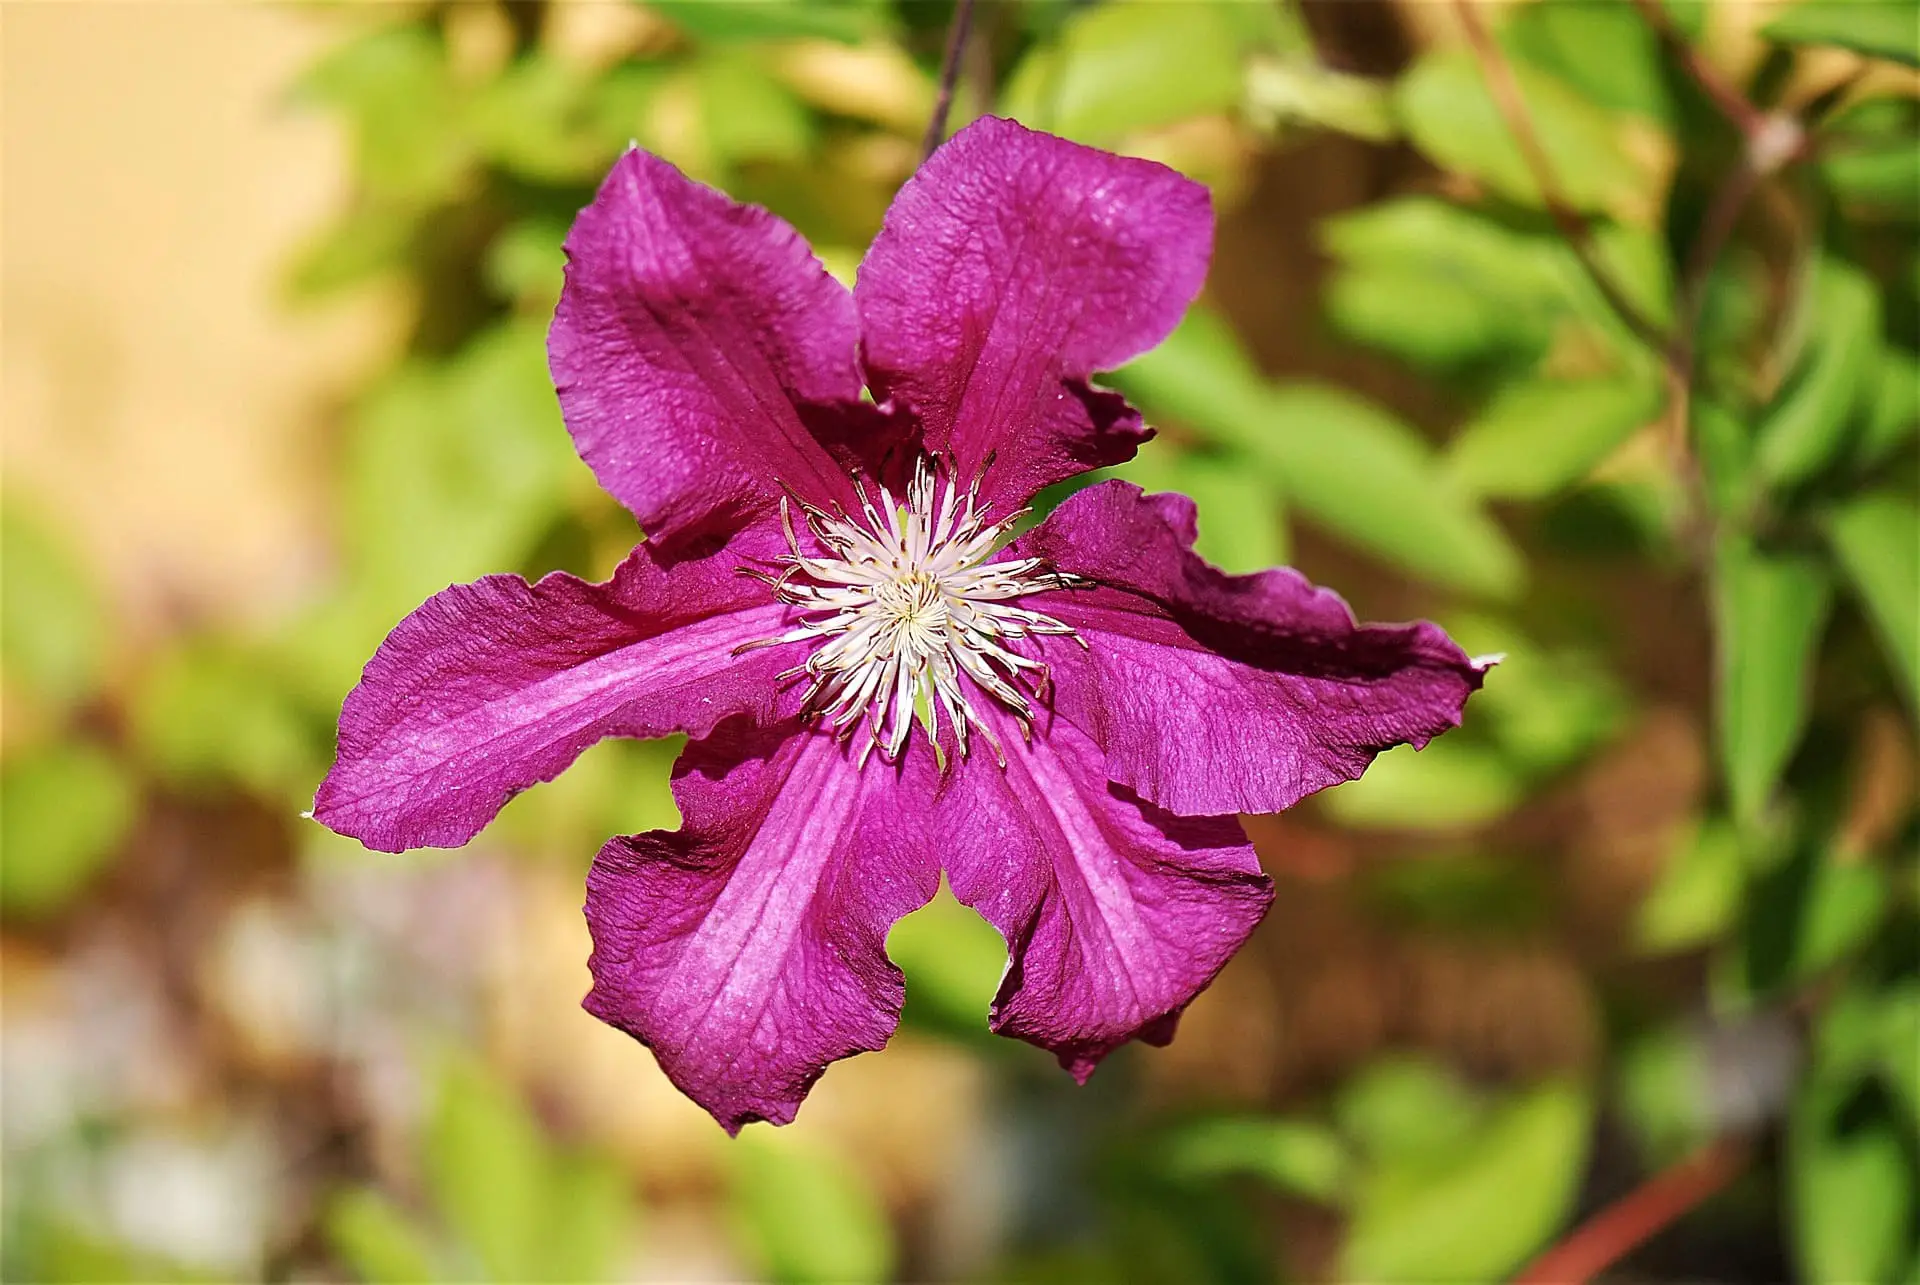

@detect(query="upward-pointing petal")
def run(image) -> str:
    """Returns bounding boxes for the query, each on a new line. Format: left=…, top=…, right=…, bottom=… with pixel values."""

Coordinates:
left=856, top=117, right=1212, bottom=512
left=551, top=149, right=876, bottom=548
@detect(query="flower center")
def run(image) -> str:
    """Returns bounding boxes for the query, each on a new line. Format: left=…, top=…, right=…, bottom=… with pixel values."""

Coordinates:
left=741, top=460, right=1084, bottom=765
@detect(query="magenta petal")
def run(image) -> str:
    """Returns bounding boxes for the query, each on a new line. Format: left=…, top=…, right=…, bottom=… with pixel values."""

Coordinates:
left=1021, top=481, right=1490, bottom=818
left=856, top=117, right=1212, bottom=509
left=937, top=707, right=1271, bottom=1080
left=312, top=527, right=799, bottom=853
left=584, top=724, right=940, bottom=1132
left=551, top=148, right=867, bottom=546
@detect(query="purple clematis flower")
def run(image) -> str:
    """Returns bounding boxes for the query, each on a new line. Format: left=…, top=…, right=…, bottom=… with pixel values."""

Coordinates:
left=313, top=117, right=1489, bottom=1133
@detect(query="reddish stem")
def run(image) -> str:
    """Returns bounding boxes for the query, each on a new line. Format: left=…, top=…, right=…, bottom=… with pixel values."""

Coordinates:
left=922, top=0, right=977, bottom=160
left=1625, top=0, right=1769, bottom=141
left=1515, top=1138, right=1751, bottom=1285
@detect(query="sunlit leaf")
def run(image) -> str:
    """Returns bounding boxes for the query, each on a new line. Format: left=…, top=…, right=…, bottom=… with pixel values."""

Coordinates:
left=1712, top=538, right=1833, bottom=822
left=1447, top=619, right=1627, bottom=775
left=1162, top=1117, right=1351, bottom=1202
left=1336, top=1058, right=1486, bottom=1165
left=1636, top=817, right=1745, bottom=953
left=649, top=0, right=884, bottom=45
left=0, top=505, right=105, bottom=708
left=1755, top=259, right=1882, bottom=488
left=1824, top=491, right=1919, bottom=708
left=470, top=55, right=617, bottom=183
left=1172, top=453, right=1288, bottom=572
left=1395, top=51, right=1641, bottom=215
left=325, top=1189, right=439, bottom=1285
left=1789, top=1072, right=1916, bottom=1285
left=1854, top=346, right=1919, bottom=466
left=1000, top=1, right=1248, bottom=143
left=1446, top=374, right=1663, bottom=499
left=346, top=320, right=583, bottom=617
left=293, top=22, right=471, bottom=206
left=537, top=1152, right=634, bottom=1284
left=889, top=879, right=1006, bottom=1035
left=1321, top=740, right=1525, bottom=830
left=1115, top=311, right=1523, bottom=596
left=131, top=642, right=321, bottom=800
left=732, top=1133, right=893, bottom=1285
left=0, top=743, right=136, bottom=919
left=1504, top=0, right=1673, bottom=124
left=424, top=1055, right=547, bottom=1283
left=1243, top=57, right=1396, bottom=141
left=697, top=49, right=816, bottom=165
left=1764, top=0, right=1920, bottom=67
left=1342, top=1079, right=1592, bottom=1283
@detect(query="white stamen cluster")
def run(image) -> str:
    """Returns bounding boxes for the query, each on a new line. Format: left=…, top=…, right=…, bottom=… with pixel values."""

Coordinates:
left=742, top=460, right=1085, bottom=765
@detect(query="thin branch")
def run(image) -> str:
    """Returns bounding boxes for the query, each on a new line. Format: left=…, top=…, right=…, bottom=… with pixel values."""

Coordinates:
left=1451, top=0, right=1671, bottom=356
left=922, top=0, right=977, bottom=160
left=1625, top=0, right=1768, bottom=141
left=1669, top=160, right=1762, bottom=421
left=1516, top=1138, right=1751, bottom=1285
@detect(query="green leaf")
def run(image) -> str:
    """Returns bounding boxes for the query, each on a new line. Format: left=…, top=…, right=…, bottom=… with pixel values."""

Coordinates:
left=1504, top=0, right=1673, bottom=124
left=1395, top=50, right=1641, bottom=215
left=1743, top=842, right=1890, bottom=992
left=1712, top=538, right=1833, bottom=822
left=888, top=879, right=1006, bottom=1034
left=293, top=22, right=470, bottom=207
left=1764, top=0, right=1920, bottom=67
left=423, top=1055, right=547, bottom=1283
left=469, top=56, right=617, bottom=184
left=1337, top=1059, right=1487, bottom=1162
left=1446, top=374, right=1664, bottom=499
left=1789, top=1074, right=1917, bottom=1285
left=1161, top=1117, right=1351, bottom=1202
left=1, top=505, right=106, bottom=708
left=130, top=642, right=320, bottom=800
left=1820, top=96, right=1920, bottom=215
left=1824, top=491, right=1920, bottom=707
left=1341, top=1079, right=1593, bottom=1284
left=1000, top=1, right=1247, bottom=143
left=484, top=218, right=569, bottom=307
left=1320, top=740, right=1526, bottom=830
left=731, top=1133, right=894, bottom=1285
left=0, top=743, right=136, bottom=918
left=1618, top=1027, right=1713, bottom=1159
left=324, top=1189, right=439, bottom=1285
left=1114, top=311, right=1523, bottom=597
left=649, top=0, right=884, bottom=45
left=1854, top=346, right=1918, bottom=466
left=536, top=1152, right=634, bottom=1284
left=1635, top=817, right=1745, bottom=953
left=1756, top=260, right=1883, bottom=488
left=1320, top=198, right=1670, bottom=369
left=1694, top=398, right=1758, bottom=518
left=1171, top=454, right=1289, bottom=572
left=1243, top=57, right=1396, bottom=141
left=696, top=49, right=816, bottom=166
left=1448, top=619, right=1627, bottom=774
left=346, top=320, right=582, bottom=618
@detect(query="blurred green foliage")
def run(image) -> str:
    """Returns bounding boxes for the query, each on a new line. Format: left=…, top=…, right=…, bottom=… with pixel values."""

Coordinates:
left=4, top=0, right=1916, bottom=1281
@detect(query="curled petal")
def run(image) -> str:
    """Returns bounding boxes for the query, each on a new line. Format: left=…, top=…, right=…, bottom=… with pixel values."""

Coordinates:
left=1020, top=481, right=1491, bottom=818
left=937, top=705, right=1271, bottom=1079
left=313, top=525, right=801, bottom=853
left=585, top=723, right=940, bottom=1132
left=856, top=116, right=1212, bottom=510
left=551, top=148, right=871, bottom=547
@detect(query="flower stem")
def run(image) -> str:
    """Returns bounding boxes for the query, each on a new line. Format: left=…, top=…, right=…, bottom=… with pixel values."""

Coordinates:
left=1516, top=1137, right=1751, bottom=1285
left=923, top=0, right=978, bottom=160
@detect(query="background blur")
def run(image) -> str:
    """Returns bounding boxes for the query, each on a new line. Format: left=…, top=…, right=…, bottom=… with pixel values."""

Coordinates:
left=3, top=1, right=1915, bottom=1281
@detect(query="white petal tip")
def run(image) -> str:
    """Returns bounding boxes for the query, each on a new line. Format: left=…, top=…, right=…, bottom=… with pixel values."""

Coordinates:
left=1471, top=652, right=1506, bottom=670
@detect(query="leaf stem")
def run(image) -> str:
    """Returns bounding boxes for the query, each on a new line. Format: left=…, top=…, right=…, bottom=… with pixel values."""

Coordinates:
left=1450, top=0, right=1671, bottom=357
left=922, top=0, right=978, bottom=160
left=1515, top=1137, right=1751, bottom=1285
